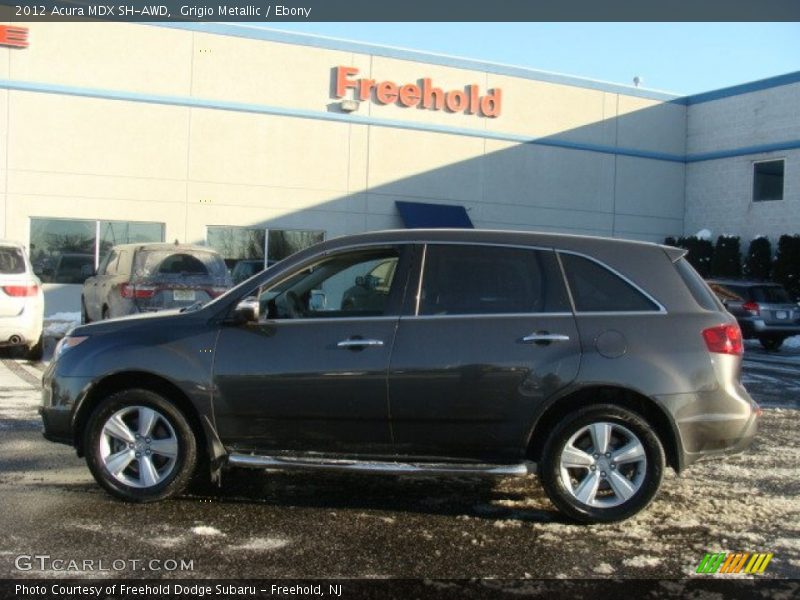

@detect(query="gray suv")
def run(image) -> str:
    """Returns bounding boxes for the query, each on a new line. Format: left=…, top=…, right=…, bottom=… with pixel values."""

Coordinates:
left=42, top=230, right=758, bottom=523
left=707, top=280, right=800, bottom=351
left=81, top=243, right=231, bottom=322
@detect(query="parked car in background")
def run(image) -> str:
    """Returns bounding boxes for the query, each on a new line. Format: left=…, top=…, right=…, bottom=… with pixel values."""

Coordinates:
left=81, top=243, right=231, bottom=323
left=38, top=253, right=95, bottom=284
left=0, top=241, right=44, bottom=359
left=43, top=230, right=758, bottom=523
left=707, top=279, right=800, bottom=350
left=231, top=259, right=275, bottom=285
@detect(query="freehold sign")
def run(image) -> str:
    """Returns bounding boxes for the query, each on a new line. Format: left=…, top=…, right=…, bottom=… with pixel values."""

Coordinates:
left=0, top=26, right=28, bottom=49
left=334, top=66, right=502, bottom=117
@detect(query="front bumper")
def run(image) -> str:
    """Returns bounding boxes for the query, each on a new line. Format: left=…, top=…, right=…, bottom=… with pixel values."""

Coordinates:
left=40, top=365, right=94, bottom=450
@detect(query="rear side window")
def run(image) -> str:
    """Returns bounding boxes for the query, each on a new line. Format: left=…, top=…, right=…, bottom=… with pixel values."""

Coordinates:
left=0, top=247, right=26, bottom=274
left=679, top=260, right=724, bottom=310
left=560, top=253, right=659, bottom=312
left=419, top=245, right=570, bottom=315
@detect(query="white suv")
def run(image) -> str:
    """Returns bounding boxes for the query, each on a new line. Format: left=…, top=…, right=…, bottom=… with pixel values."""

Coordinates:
left=0, top=241, right=44, bottom=360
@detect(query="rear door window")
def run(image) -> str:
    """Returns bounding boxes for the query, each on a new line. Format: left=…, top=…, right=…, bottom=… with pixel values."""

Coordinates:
left=419, top=245, right=570, bottom=316
left=559, top=253, right=659, bottom=312
left=0, top=247, right=25, bottom=274
left=751, top=286, right=792, bottom=304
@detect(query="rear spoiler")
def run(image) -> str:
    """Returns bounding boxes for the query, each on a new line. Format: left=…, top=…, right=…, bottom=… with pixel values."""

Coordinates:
left=661, top=245, right=688, bottom=263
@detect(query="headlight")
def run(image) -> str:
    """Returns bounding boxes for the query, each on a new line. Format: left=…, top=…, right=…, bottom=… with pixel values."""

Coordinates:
left=54, top=336, right=88, bottom=360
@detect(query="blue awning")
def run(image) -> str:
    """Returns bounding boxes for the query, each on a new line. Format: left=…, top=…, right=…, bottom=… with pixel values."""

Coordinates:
left=395, top=201, right=474, bottom=229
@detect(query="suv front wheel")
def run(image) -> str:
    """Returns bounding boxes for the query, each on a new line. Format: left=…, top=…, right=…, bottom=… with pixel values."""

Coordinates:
left=84, top=389, right=197, bottom=502
left=540, top=405, right=665, bottom=523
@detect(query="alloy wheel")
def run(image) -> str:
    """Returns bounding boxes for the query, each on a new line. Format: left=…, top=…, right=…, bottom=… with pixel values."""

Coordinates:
left=558, top=421, right=647, bottom=508
left=98, top=405, right=179, bottom=488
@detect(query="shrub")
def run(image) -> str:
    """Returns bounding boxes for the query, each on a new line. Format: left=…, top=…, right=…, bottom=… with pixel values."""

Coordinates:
left=772, top=234, right=800, bottom=300
left=677, top=236, right=714, bottom=278
left=743, top=237, right=772, bottom=280
left=711, top=235, right=741, bottom=278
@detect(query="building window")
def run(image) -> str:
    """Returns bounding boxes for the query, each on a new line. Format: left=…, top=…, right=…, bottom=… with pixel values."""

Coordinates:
left=30, top=218, right=164, bottom=284
left=207, top=226, right=325, bottom=275
left=753, top=159, right=784, bottom=202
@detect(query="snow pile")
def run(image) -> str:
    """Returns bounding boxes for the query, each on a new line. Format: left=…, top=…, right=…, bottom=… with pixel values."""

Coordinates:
left=784, top=336, right=800, bottom=349
left=229, top=537, right=289, bottom=552
left=191, top=526, right=224, bottom=537
left=43, top=312, right=80, bottom=338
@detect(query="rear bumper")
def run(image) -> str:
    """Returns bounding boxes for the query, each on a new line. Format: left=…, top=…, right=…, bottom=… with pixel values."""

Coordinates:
left=656, top=379, right=759, bottom=471
left=739, top=318, right=800, bottom=338
left=0, top=305, right=44, bottom=347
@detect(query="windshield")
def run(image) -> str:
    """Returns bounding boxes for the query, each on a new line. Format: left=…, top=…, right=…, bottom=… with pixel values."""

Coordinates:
left=134, top=250, right=229, bottom=281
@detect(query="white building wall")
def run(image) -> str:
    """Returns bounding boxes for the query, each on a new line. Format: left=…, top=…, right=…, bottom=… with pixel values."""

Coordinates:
left=1, top=21, right=688, bottom=251
left=685, top=83, right=800, bottom=241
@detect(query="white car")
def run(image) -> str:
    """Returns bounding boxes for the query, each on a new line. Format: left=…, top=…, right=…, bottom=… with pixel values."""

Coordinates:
left=0, top=241, right=44, bottom=360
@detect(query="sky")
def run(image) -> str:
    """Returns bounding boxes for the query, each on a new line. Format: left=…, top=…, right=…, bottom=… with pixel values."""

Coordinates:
left=254, top=23, right=800, bottom=95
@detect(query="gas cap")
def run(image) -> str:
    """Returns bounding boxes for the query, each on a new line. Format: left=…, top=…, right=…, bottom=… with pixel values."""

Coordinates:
left=595, top=330, right=627, bottom=359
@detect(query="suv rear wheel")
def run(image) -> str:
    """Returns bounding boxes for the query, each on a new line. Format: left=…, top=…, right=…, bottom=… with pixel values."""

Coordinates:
left=84, top=389, right=197, bottom=502
left=540, top=404, right=664, bottom=523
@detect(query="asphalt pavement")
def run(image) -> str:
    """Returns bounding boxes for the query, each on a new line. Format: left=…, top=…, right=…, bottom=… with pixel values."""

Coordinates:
left=0, top=344, right=798, bottom=580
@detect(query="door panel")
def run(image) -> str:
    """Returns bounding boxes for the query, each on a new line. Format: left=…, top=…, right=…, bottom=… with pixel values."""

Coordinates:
left=213, top=318, right=398, bottom=455
left=388, top=314, right=580, bottom=461
left=387, top=244, right=580, bottom=462
left=211, top=244, right=414, bottom=456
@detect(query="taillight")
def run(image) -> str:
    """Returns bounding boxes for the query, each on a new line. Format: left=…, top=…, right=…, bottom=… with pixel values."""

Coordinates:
left=742, top=301, right=760, bottom=316
left=120, top=283, right=156, bottom=299
left=702, top=324, right=743, bottom=356
left=2, top=284, right=39, bottom=297
left=208, top=287, right=227, bottom=298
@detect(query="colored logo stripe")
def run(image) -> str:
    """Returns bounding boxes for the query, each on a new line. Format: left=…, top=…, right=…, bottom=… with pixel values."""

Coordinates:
left=696, top=552, right=773, bottom=574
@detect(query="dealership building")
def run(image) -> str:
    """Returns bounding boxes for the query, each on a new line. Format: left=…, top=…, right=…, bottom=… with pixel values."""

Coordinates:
left=0, top=22, right=798, bottom=310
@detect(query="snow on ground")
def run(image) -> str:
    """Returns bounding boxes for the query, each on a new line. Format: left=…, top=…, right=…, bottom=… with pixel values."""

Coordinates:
left=43, top=312, right=80, bottom=338
left=191, top=525, right=224, bottom=537
left=784, top=336, right=800, bottom=349
left=229, top=537, right=289, bottom=552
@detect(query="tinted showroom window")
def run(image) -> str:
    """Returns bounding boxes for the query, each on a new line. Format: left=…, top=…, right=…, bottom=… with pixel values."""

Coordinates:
left=753, top=160, right=784, bottom=202
left=560, top=253, right=659, bottom=312
left=419, top=245, right=570, bottom=315
left=30, top=218, right=163, bottom=284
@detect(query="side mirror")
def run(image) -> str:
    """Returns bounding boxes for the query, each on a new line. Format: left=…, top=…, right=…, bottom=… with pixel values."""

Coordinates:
left=232, top=297, right=259, bottom=323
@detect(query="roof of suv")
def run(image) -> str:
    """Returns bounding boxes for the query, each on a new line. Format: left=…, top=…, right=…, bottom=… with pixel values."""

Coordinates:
left=322, top=228, right=686, bottom=260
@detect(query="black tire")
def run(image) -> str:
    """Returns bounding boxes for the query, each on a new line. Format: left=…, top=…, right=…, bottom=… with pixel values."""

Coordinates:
left=84, top=389, right=197, bottom=502
left=759, top=335, right=784, bottom=351
left=81, top=297, right=91, bottom=324
left=26, top=335, right=43, bottom=361
left=539, top=404, right=665, bottom=523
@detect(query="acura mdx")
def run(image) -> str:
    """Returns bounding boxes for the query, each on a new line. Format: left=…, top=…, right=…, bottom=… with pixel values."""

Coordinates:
left=41, top=230, right=758, bottom=523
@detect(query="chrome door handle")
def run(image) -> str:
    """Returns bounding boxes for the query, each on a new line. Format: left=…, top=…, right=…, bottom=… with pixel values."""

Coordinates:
left=521, top=333, right=570, bottom=344
left=337, top=338, right=385, bottom=348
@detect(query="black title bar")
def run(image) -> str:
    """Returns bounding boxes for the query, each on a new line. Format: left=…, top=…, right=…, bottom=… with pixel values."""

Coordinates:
left=3, top=0, right=800, bottom=22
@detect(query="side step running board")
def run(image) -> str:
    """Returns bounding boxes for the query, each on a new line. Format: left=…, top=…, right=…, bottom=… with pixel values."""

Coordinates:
left=228, top=453, right=535, bottom=476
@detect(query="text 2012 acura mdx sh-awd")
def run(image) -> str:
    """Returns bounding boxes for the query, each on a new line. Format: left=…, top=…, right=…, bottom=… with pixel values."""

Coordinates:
left=41, top=230, right=758, bottom=523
